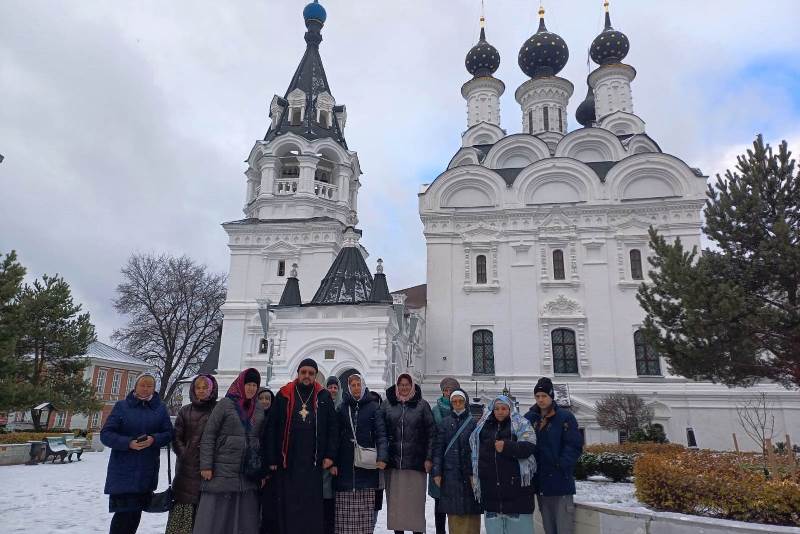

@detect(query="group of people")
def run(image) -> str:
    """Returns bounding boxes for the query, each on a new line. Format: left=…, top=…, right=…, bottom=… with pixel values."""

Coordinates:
left=101, top=360, right=583, bottom=534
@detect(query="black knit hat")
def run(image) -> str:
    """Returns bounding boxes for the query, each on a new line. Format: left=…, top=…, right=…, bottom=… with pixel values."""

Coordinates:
left=534, top=377, right=555, bottom=399
left=298, top=358, right=319, bottom=372
left=243, top=369, right=261, bottom=386
left=326, top=376, right=340, bottom=387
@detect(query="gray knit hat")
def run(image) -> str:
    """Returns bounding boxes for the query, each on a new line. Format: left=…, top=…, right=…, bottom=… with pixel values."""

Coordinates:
left=439, top=377, right=461, bottom=392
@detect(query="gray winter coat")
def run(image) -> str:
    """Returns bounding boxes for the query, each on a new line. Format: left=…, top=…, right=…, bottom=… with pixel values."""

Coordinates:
left=198, top=396, right=265, bottom=493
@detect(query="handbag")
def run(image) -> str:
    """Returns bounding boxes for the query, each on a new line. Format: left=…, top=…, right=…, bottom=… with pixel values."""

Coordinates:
left=145, top=443, right=174, bottom=513
left=242, top=438, right=267, bottom=481
left=349, top=406, right=378, bottom=469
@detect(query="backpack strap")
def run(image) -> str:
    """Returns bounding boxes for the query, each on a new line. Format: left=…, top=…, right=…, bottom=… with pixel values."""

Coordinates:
left=444, top=416, right=473, bottom=456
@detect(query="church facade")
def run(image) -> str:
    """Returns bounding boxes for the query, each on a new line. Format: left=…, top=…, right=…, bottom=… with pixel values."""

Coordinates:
left=212, top=1, right=800, bottom=451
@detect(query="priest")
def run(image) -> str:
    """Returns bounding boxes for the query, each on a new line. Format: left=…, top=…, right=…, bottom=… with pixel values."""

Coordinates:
left=265, top=358, right=338, bottom=534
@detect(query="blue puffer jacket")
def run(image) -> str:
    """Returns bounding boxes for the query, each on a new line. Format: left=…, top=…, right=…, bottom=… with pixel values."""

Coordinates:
left=101, top=391, right=174, bottom=495
left=335, top=389, right=388, bottom=491
left=524, top=402, right=583, bottom=496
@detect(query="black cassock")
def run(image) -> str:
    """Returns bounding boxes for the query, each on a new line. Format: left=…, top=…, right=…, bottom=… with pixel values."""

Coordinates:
left=265, top=384, right=338, bottom=534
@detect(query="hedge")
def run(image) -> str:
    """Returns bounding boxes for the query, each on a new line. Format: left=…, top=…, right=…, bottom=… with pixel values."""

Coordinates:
left=634, top=450, right=800, bottom=527
left=576, top=443, right=684, bottom=482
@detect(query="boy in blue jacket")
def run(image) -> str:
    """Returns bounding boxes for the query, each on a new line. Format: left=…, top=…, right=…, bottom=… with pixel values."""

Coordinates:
left=524, top=377, right=583, bottom=534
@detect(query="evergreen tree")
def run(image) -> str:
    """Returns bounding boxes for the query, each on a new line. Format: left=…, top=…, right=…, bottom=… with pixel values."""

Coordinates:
left=0, top=251, right=27, bottom=410
left=638, top=135, right=800, bottom=387
left=14, top=274, right=99, bottom=429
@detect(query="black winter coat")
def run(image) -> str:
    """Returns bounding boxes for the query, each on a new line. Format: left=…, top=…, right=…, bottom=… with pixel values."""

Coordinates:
left=172, top=383, right=218, bottom=504
left=382, top=384, right=435, bottom=471
left=477, top=416, right=536, bottom=514
left=432, top=410, right=482, bottom=516
left=334, top=388, right=389, bottom=491
left=263, top=385, right=338, bottom=469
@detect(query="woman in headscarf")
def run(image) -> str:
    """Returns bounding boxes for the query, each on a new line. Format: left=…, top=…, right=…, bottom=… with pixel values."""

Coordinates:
left=258, top=387, right=278, bottom=534
left=432, top=389, right=482, bottom=534
left=166, top=375, right=218, bottom=534
left=193, top=368, right=265, bottom=534
left=382, top=373, right=435, bottom=534
left=334, top=373, right=388, bottom=534
left=469, top=395, right=537, bottom=534
left=101, top=373, right=173, bottom=534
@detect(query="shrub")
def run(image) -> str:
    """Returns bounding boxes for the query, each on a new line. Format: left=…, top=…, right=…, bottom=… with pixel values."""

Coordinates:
left=585, top=442, right=684, bottom=456
left=629, top=424, right=669, bottom=444
left=0, top=431, right=93, bottom=445
left=575, top=452, right=600, bottom=480
left=595, top=452, right=635, bottom=482
left=635, top=450, right=800, bottom=526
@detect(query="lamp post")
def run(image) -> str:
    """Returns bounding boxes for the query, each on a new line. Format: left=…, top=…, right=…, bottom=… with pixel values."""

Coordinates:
left=256, top=298, right=273, bottom=386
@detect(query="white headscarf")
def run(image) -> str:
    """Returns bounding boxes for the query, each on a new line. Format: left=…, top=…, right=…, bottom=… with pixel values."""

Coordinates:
left=347, top=373, right=367, bottom=401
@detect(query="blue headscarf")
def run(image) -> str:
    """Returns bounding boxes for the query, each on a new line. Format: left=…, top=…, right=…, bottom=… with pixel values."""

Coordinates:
left=468, top=395, right=537, bottom=502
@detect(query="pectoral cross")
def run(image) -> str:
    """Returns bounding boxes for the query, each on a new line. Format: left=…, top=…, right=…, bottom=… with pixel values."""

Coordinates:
left=299, top=403, right=309, bottom=422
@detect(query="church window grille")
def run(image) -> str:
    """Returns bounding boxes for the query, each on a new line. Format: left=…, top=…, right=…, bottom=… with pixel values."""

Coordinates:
left=472, top=330, right=494, bottom=375
left=476, top=255, right=487, bottom=284
left=543, top=106, right=550, bottom=131
left=277, top=260, right=286, bottom=277
left=634, top=329, right=661, bottom=376
left=551, top=328, right=578, bottom=374
left=528, top=110, right=534, bottom=133
left=558, top=108, right=564, bottom=132
left=630, top=249, right=644, bottom=280
left=552, top=249, right=565, bottom=280
left=324, top=349, right=335, bottom=360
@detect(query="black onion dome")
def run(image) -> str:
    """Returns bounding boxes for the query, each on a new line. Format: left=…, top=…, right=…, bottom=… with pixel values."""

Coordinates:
left=466, top=23, right=501, bottom=78
left=575, top=84, right=596, bottom=127
left=590, top=8, right=630, bottom=65
left=518, top=8, right=569, bottom=78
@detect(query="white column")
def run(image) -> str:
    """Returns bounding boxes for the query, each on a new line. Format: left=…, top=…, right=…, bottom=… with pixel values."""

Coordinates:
left=461, top=77, right=506, bottom=128
left=257, top=156, right=277, bottom=197
left=588, top=64, right=636, bottom=120
left=515, top=76, right=574, bottom=135
left=296, top=155, right=318, bottom=196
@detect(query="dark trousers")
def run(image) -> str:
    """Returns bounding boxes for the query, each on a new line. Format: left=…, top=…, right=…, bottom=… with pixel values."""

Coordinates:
left=109, top=511, right=141, bottom=534
left=323, top=497, right=335, bottom=534
left=434, top=498, right=447, bottom=534
left=393, top=531, right=423, bottom=534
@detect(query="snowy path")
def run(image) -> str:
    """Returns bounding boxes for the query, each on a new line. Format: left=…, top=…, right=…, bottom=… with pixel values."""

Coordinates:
left=0, top=449, right=638, bottom=533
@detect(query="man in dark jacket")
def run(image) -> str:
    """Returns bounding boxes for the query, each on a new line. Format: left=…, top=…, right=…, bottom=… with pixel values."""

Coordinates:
left=265, top=358, right=338, bottom=534
left=524, top=377, right=583, bottom=534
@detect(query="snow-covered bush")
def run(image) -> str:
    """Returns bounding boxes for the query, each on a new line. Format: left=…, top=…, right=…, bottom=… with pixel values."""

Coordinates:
left=635, top=450, right=800, bottom=526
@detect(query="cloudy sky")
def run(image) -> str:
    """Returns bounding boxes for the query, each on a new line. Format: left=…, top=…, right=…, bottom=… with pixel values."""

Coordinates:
left=1, top=0, right=799, bottom=343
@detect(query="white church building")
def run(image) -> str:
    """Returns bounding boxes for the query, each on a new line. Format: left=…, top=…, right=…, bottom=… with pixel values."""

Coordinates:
left=208, top=1, right=800, bottom=451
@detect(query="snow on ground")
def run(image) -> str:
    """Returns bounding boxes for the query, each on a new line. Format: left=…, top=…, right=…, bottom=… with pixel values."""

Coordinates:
left=0, top=449, right=641, bottom=533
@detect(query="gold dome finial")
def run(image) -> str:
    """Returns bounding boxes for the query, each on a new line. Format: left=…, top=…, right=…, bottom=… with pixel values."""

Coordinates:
left=604, top=0, right=610, bottom=12
left=480, top=0, right=486, bottom=27
left=538, top=5, right=545, bottom=19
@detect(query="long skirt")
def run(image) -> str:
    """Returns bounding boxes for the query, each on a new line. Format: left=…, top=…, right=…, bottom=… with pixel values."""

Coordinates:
left=192, top=490, right=260, bottom=534
left=166, top=503, right=196, bottom=534
left=448, top=514, right=481, bottom=534
left=385, top=468, right=427, bottom=532
left=335, top=489, right=377, bottom=534
left=484, top=512, right=534, bottom=534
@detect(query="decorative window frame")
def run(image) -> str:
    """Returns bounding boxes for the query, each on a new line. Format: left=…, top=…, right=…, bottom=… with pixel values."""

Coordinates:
left=287, top=88, right=307, bottom=125
left=539, top=295, right=589, bottom=375
left=461, top=226, right=500, bottom=293
left=538, top=239, right=580, bottom=288
left=315, top=91, right=335, bottom=128
left=615, top=235, right=649, bottom=289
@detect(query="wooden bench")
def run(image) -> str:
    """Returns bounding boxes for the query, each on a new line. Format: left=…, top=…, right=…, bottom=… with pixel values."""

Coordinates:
left=42, top=436, right=83, bottom=463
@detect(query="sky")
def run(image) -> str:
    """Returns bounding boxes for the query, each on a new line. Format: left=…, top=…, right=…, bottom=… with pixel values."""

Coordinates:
left=1, top=0, right=799, bottom=344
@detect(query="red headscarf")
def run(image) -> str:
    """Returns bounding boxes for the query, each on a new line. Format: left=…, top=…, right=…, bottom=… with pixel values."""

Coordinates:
left=226, top=368, right=260, bottom=428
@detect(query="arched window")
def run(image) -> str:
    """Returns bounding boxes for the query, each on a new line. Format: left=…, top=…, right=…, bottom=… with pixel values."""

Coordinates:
left=630, top=249, right=644, bottom=280
left=634, top=329, right=661, bottom=376
left=476, top=255, right=487, bottom=284
left=472, top=329, right=494, bottom=375
left=551, top=328, right=578, bottom=374
left=543, top=106, right=550, bottom=131
left=553, top=249, right=565, bottom=280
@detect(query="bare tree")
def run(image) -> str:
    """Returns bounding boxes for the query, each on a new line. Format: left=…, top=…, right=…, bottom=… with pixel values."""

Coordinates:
left=736, top=392, right=776, bottom=456
left=113, top=253, right=225, bottom=403
left=595, top=392, right=654, bottom=438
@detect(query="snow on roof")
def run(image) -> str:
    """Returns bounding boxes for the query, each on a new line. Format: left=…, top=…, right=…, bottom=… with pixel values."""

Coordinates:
left=86, top=341, right=148, bottom=368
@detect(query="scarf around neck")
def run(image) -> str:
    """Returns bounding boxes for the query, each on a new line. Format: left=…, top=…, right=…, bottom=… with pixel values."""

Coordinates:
left=469, top=395, right=537, bottom=502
